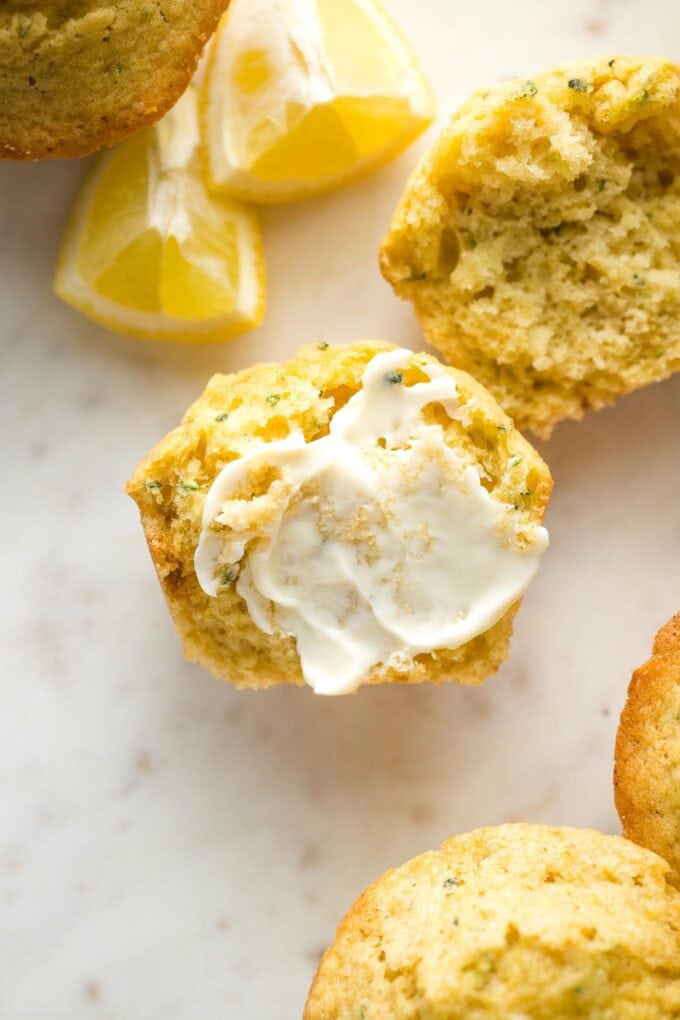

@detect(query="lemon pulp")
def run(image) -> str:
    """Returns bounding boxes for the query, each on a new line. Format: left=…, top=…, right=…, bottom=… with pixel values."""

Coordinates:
left=202, top=0, right=434, bottom=201
left=55, top=88, right=265, bottom=343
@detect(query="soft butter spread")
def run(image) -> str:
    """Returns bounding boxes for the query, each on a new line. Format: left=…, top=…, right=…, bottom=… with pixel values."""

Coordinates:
left=195, top=348, right=548, bottom=695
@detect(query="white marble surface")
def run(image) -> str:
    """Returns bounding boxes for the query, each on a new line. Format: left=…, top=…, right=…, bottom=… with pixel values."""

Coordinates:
left=3, top=1, right=680, bottom=1017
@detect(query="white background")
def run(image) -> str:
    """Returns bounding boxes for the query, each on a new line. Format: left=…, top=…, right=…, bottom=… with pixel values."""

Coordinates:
left=3, top=1, right=680, bottom=1017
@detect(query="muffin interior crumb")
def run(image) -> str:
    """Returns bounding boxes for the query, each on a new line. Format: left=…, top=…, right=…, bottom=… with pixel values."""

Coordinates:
left=382, top=57, right=680, bottom=436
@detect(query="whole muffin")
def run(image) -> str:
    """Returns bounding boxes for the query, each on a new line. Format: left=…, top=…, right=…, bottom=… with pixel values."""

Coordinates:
left=615, top=611, right=680, bottom=889
left=305, top=824, right=680, bottom=1019
left=381, top=56, right=680, bottom=437
left=127, top=341, right=551, bottom=694
left=0, top=1, right=228, bottom=160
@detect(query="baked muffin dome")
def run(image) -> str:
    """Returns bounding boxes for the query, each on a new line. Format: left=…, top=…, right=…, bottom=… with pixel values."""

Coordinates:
left=381, top=56, right=680, bottom=437
left=127, top=341, right=551, bottom=693
left=0, top=0, right=228, bottom=159
left=305, top=823, right=680, bottom=1018
left=615, top=611, right=680, bottom=889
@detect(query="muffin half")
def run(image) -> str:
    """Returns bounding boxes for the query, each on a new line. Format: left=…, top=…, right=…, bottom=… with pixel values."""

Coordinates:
left=127, top=342, right=551, bottom=694
left=381, top=56, right=680, bottom=437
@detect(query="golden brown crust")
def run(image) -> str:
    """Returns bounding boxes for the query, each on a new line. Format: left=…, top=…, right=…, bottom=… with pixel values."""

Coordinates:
left=381, top=55, right=680, bottom=437
left=0, top=1, right=228, bottom=160
left=304, top=824, right=680, bottom=1019
left=615, top=611, right=680, bottom=889
left=126, top=341, right=552, bottom=691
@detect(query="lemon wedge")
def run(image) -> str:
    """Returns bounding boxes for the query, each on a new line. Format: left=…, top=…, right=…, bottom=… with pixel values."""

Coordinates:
left=201, top=0, right=434, bottom=202
left=55, top=87, right=265, bottom=344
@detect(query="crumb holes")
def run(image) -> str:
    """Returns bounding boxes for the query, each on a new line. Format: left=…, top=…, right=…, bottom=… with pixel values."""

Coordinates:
left=581, top=927, right=597, bottom=941
left=525, top=466, right=545, bottom=497
left=437, top=228, right=460, bottom=275
left=583, top=263, right=601, bottom=283
left=323, top=384, right=355, bottom=414
left=194, top=435, right=208, bottom=463
left=574, top=174, right=588, bottom=193
left=544, top=869, right=557, bottom=884
left=504, top=923, right=520, bottom=945
left=256, top=415, right=290, bottom=442
left=377, top=437, right=387, bottom=448
left=402, top=364, right=429, bottom=386
left=164, top=566, right=184, bottom=590
left=658, top=169, right=675, bottom=188
left=474, top=286, right=495, bottom=300
left=421, top=401, right=456, bottom=431
left=505, top=261, right=523, bottom=283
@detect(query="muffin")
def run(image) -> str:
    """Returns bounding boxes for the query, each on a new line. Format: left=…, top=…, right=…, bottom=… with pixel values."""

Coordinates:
left=381, top=56, right=680, bottom=437
left=305, top=823, right=680, bottom=1018
left=127, top=341, right=551, bottom=694
left=615, top=611, right=680, bottom=889
left=0, top=1, right=228, bottom=160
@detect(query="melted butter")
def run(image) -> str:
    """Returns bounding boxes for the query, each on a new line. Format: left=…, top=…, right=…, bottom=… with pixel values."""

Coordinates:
left=195, top=349, right=548, bottom=695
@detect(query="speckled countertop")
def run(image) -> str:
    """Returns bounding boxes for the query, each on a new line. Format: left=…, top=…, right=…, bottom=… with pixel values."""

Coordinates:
left=3, top=1, right=680, bottom=1017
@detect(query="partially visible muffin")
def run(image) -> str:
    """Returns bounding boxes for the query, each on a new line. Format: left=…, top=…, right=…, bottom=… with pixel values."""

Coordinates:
left=381, top=56, right=680, bottom=437
left=615, top=612, right=680, bottom=889
left=305, top=824, right=680, bottom=1019
left=0, top=1, right=228, bottom=160
left=127, top=341, right=551, bottom=694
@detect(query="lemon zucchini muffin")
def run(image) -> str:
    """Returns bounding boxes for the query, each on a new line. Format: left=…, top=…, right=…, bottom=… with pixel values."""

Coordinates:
left=127, top=342, right=551, bottom=694
left=381, top=56, right=680, bottom=437
left=305, top=824, right=680, bottom=1018
left=0, top=0, right=228, bottom=160
left=615, top=611, right=680, bottom=889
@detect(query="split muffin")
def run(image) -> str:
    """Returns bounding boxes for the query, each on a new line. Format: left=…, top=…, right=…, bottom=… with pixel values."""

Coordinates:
left=381, top=56, right=680, bottom=437
left=305, top=823, right=680, bottom=1018
left=127, top=341, right=551, bottom=694
left=615, top=611, right=680, bottom=889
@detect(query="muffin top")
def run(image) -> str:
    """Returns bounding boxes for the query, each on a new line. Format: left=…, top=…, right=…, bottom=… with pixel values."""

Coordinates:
left=127, top=341, right=551, bottom=692
left=0, top=0, right=228, bottom=159
left=305, top=823, right=680, bottom=1019
left=381, top=55, right=680, bottom=437
left=615, top=611, right=680, bottom=889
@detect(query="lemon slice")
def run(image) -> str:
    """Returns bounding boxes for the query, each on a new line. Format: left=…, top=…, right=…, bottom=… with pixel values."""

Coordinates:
left=55, top=88, right=265, bottom=344
left=201, top=0, right=434, bottom=202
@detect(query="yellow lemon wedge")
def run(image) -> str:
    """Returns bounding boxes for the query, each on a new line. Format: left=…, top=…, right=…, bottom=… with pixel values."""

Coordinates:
left=201, top=0, right=434, bottom=202
left=55, top=87, right=265, bottom=344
